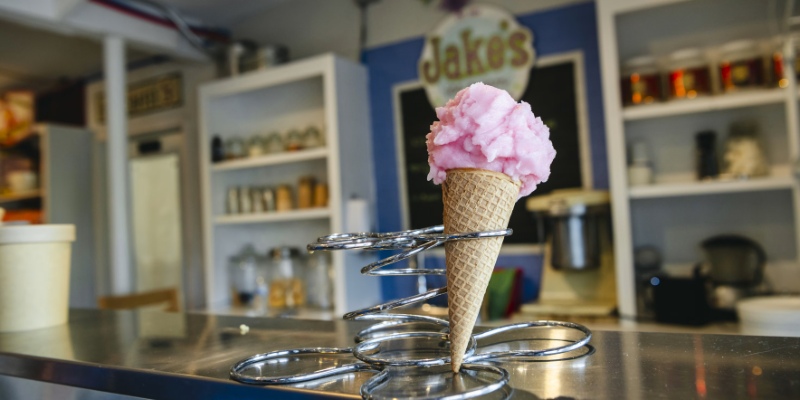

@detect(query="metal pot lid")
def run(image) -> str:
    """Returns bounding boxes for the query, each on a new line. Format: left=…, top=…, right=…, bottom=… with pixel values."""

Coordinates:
left=0, top=224, right=75, bottom=244
left=526, top=189, right=610, bottom=213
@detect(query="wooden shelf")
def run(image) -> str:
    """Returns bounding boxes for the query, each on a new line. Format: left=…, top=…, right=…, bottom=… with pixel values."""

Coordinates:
left=212, top=147, right=328, bottom=172
left=214, top=207, right=331, bottom=225
left=629, top=175, right=795, bottom=199
left=622, top=89, right=785, bottom=121
left=0, top=190, right=42, bottom=204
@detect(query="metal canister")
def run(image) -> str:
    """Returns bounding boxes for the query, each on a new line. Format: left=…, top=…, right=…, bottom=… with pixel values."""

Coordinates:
left=275, top=185, right=293, bottom=211
left=313, top=183, right=328, bottom=208
left=526, top=190, right=611, bottom=271
left=297, top=177, right=314, bottom=209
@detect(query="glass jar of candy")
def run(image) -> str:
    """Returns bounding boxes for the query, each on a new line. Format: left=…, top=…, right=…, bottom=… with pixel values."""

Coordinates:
left=667, top=48, right=712, bottom=100
left=718, top=40, right=766, bottom=92
left=620, top=56, right=662, bottom=106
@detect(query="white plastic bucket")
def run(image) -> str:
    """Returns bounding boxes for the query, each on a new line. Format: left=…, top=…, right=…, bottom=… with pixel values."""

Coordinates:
left=0, top=224, right=75, bottom=332
left=737, top=296, right=800, bottom=337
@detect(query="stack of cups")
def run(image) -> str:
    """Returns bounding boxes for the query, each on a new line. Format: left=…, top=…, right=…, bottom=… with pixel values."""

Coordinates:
left=0, top=224, right=76, bottom=332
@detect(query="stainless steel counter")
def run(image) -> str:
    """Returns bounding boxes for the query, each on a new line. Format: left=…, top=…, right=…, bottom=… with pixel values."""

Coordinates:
left=0, top=309, right=799, bottom=399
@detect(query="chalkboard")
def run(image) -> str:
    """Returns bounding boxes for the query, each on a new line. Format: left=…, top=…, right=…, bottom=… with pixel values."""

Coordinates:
left=397, top=60, right=584, bottom=244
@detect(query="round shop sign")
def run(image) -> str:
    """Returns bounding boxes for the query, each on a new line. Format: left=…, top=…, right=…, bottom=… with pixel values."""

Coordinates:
left=418, top=4, right=535, bottom=107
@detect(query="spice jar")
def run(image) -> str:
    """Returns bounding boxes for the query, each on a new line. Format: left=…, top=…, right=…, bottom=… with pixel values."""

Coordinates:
left=667, top=48, right=711, bottom=100
left=275, top=185, right=293, bottom=211
left=239, top=186, right=253, bottom=213
left=620, top=56, right=662, bottom=106
left=718, top=40, right=766, bottom=92
left=226, top=187, right=240, bottom=214
left=297, top=176, right=315, bottom=209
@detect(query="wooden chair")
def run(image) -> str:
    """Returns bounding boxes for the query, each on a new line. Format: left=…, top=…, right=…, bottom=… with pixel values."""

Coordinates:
left=97, top=288, right=180, bottom=312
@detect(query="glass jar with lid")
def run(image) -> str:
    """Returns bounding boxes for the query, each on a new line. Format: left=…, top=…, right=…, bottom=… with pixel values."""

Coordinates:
left=229, top=244, right=268, bottom=312
left=768, top=35, right=794, bottom=88
left=306, top=252, right=333, bottom=309
left=303, top=126, right=325, bottom=148
left=667, top=48, right=712, bottom=100
left=264, top=132, right=284, bottom=154
left=268, top=247, right=306, bottom=309
left=620, top=56, right=662, bottom=106
left=718, top=40, right=766, bottom=92
left=285, top=129, right=304, bottom=151
left=225, top=137, right=245, bottom=159
left=247, top=134, right=265, bottom=157
left=297, top=176, right=315, bottom=209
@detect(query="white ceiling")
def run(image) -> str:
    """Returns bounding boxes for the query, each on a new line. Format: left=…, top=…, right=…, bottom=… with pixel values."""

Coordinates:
left=0, top=18, right=151, bottom=91
left=157, top=0, right=290, bottom=27
left=0, top=0, right=292, bottom=91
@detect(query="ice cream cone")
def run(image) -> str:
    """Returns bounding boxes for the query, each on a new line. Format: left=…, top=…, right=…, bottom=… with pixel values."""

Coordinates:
left=442, top=168, right=520, bottom=373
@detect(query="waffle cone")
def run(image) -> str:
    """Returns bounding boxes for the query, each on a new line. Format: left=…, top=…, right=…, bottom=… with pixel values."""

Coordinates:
left=442, top=168, right=519, bottom=373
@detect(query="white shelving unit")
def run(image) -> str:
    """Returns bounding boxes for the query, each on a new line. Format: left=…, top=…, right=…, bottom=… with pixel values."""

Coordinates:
left=211, top=147, right=329, bottom=172
left=214, top=208, right=332, bottom=225
left=198, top=54, right=380, bottom=318
left=622, top=88, right=785, bottom=120
left=598, top=0, right=800, bottom=317
left=628, top=174, right=795, bottom=199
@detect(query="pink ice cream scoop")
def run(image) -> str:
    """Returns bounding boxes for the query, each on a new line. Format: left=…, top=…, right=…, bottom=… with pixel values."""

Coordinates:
left=426, top=82, right=556, bottom=197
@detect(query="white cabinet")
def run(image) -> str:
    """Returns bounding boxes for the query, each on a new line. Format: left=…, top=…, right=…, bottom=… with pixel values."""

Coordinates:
left=198, top=54, right=380, bottom=317
left=597, top=0, right=800, bottom=317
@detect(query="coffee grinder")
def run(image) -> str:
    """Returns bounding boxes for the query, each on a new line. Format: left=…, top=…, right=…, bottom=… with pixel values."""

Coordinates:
left=520, top=189, right=616, bottom=316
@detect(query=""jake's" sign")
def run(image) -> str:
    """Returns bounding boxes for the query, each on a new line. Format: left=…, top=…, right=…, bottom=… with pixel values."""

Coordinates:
left=418, top=5, right=535, bottom=107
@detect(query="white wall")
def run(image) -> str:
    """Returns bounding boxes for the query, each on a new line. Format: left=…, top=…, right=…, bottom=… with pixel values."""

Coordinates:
left=233, top=0, right=590, bottom=61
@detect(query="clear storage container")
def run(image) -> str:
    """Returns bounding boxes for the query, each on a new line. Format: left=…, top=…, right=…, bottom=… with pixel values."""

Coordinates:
left=667, top=48, right=711, bottom=99
left=268, top=247, right=306, bottom=309
left=718, top=40, right=766, bottom=92
left=620, top=56, right=662, bottom=106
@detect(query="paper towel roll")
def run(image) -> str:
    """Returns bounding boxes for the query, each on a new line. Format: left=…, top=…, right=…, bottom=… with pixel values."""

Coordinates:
left=346, top=197, right=371, bottom=233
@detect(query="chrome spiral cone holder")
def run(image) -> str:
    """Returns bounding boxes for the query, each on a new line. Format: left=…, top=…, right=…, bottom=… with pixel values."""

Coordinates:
left=231, top=225, right=594, bottom=399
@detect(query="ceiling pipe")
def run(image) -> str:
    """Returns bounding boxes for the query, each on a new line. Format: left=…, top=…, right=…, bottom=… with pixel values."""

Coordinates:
left=103, top=35, right=132, bottom=295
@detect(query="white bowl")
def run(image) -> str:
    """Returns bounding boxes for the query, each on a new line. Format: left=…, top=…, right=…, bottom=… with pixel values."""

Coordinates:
left=737, top=296, right=800, bottom=337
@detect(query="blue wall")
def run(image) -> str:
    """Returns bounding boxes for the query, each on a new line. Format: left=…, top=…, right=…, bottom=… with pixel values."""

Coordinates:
left=362, top=2, right=606, bottom=302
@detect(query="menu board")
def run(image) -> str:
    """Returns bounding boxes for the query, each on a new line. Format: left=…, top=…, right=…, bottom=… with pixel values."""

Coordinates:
left=397, top=60, right=584, bottom=244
